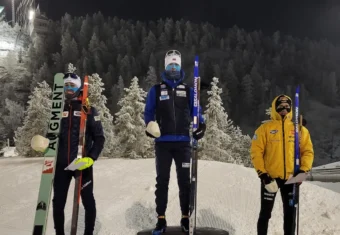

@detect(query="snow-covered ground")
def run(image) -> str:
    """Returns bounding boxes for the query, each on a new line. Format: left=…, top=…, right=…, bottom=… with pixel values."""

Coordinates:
left=0, top=157, right=339, bottom=235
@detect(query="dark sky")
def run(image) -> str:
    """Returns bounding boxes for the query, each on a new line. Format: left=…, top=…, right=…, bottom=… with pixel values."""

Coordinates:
left=2, top=0, right=340, bottom=44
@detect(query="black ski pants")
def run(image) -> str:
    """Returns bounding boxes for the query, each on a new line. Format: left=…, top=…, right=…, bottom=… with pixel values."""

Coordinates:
left=52, top=164, right=96, bottom=235
left=257, top=178, right=299, bottom=235
left=154, top=141, right=191, bottom=216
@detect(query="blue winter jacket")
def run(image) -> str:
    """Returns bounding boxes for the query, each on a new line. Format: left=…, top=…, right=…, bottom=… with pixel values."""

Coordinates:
left=57, top=100, right=105, bottom=166
left=144, top=70, right=205, bottom=142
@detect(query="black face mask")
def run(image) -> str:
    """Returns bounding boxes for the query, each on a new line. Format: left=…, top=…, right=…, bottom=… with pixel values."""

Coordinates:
left=276, top=107, right=291, bottom=113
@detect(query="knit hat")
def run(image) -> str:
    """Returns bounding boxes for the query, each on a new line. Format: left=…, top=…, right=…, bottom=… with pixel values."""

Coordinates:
left=164, top=50, right=181, bottom=69
left=63, top=73, right=81, bottom=88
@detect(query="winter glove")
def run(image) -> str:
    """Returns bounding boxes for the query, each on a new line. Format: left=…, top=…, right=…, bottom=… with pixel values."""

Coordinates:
left=73, top=157, right=94, bottom=170
left=31, top=135, right=50, bottom=153
left=259, top=173, right=278, bottom=193
left=193, top=123, right=206, bottom=140
left=145, top=121, right=161, bottom=138
left=293, top=169, right=306, bottom=177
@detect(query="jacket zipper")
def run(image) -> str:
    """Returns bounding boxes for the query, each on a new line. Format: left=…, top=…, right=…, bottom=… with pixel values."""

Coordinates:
left=172, top=88, right=176, bottom=134
left=67, top=104, right=72, bottom=164
left=282, top=119, right=286, bottom=179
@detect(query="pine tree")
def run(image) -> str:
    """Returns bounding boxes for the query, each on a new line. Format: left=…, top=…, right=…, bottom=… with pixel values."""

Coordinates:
left=67, top=63, right=77, bottom=73
left=114, top=76, right=153, bottom=158
left=200, top=77, right=234, bottom=163
left=241, top=74, right=254, bottom=111
left=262, top=107, right=272, bottom=124
left=117, top=75, right=125, bottom=97
left=158, top=32, right=168, bottom=49
left=88, top=73, right=116, bottom=157
left=144, top=66, right=157, bottom=91
left=2, top=98, right=25, bottom=141
left=225, top=122, right=252, bottom=167
left=201, top=77, right=252, bottom=166
left=61, top=30, right=79, bottom=66
left=15, top=81, right=52, bottom=157
left=33, top=63, right=51, bottom=87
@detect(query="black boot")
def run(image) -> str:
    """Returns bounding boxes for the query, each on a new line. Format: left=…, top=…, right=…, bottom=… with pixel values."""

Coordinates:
left=152, top=216, right=167, bottom=234
left=181, top=215, right=189, bottom=233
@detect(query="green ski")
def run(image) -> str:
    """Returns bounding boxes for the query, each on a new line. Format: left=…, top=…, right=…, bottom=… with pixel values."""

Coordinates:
left=32, top=73, right=65, bottom=235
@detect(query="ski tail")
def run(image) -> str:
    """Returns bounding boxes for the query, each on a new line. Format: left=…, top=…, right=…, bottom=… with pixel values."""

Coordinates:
left=291, top=85, right=301, bottom=235
left=70, top=75, right=89, bottom=235
left=32, top=73, right=65, bottom=235
left=189, top=56, right=200, bottom=235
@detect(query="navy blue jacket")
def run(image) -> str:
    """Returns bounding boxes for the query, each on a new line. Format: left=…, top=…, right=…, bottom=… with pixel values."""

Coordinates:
left=144, top=70, right=205, bottom=142
left=57, top=100, right=105, bottom=166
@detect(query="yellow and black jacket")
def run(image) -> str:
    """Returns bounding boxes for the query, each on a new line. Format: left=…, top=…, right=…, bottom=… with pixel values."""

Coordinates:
left=250, top=95, right=314, bottom=180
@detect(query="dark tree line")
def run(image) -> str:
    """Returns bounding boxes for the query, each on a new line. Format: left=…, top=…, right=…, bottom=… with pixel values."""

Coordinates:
left=2, top=13, right=340, bottom=165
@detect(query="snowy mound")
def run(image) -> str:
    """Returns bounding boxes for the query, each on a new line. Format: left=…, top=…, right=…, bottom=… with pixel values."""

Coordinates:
left=0, top=158, right=339, bottom=235
left=0, top=146, right=18, bottom=157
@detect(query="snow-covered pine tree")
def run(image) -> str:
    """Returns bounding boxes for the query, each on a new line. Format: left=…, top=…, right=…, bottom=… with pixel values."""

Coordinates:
left=88, top=73, right=116, bottom=157
left=225, top=122, right=252, bottom=167
left=262, top=107, right=271, bottom=123
left=200, top=77, right=234, bottom=163
left=14, top=81, right=52, bottom=157
left=114, top=76, right=153, bottom=158
left=2, top=98, right=25, bottom=141
left=202, top=77, right=252, bottom=166
left=67, top=63, right=77, bottom=73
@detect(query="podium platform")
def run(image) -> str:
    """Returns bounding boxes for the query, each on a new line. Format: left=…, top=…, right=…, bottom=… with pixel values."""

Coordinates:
left=137, top=226, right=229, bottom=235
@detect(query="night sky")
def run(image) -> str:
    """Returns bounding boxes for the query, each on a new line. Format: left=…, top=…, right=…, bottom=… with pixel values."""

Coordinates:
left=1, top=0, right=340, bottom=44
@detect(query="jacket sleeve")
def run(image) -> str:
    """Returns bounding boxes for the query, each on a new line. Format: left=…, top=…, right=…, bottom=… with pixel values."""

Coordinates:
left=87, top=107, right=105, bottom=160
left=250, top=124, right=267, bottom=176
left=299, top=126, right=314, bottom=172
left=189, top=87, right=205, bottom=124
left=144, top=86, right=156, bottom=126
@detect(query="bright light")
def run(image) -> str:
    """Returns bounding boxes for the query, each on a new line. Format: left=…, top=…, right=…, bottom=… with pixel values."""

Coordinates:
left=28, top=9, right=35, bottom=21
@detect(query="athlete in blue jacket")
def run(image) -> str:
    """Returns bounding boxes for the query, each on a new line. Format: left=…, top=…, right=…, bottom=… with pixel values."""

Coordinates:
left=144, top=50, right=206, bottom=234
left=53, top=73, right=105, bottom=235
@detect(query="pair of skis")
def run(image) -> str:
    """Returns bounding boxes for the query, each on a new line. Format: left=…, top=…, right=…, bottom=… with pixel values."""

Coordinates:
left=32, top=74, right=89, bottom=235
left=189, top=56, right=200, bottom=235
left=285, top=85, right=305, bottom=235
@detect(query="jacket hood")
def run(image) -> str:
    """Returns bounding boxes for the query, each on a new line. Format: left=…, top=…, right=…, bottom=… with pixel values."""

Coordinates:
left=270, top=94, right=292, bottom=121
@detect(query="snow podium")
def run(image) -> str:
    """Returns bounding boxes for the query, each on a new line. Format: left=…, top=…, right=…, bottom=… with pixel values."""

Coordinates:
left=32, top=74, right=90, bottom=235
left=137, top=57, right=229, bottom=235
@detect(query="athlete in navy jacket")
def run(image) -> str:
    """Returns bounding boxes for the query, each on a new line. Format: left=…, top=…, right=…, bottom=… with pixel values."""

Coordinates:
left=144, top=50, right=206, bottom=234
left=53, top=73, right=105, bottom=235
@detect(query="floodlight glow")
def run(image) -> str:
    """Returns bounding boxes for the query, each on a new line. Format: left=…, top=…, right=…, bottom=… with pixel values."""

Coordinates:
left=28, top=9, right=35, bottom=20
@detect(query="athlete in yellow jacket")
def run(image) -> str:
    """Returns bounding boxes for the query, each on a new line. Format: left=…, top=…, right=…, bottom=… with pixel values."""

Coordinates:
left=251, top=94, right=314, bottom=235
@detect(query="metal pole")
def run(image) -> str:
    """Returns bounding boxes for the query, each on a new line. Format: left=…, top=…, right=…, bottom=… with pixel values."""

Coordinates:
left=307, top=174, right=340, bottom=183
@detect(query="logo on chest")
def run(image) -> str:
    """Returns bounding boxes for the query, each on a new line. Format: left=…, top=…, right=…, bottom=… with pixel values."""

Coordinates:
left=176, top=90, right=186, bottom=97
left=74, top=111, right=81, bottom=117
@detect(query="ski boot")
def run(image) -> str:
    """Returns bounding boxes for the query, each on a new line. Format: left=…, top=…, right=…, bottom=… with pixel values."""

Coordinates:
left=181, top=215, right=189, bottom=233
left=152, top=215, right=167, bottom=235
